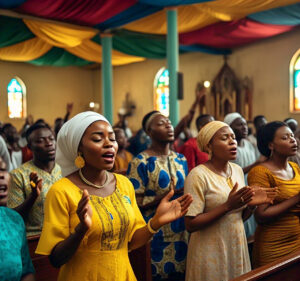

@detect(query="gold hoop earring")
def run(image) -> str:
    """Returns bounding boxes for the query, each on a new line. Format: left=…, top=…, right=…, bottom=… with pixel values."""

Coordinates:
left=75, top=152, right=85, bottom=169
left=207, top=149, right=212, bottom=160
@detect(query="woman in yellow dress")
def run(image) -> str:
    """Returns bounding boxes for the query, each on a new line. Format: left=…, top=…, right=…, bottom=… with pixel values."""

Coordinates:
left=35, top=111, right=192, bottom=281
left=248, top=121, right=300, bottom=267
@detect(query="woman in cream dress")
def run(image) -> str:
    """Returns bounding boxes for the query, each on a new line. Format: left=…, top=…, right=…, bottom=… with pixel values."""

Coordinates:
left=184, top=121, right=273, bottom=281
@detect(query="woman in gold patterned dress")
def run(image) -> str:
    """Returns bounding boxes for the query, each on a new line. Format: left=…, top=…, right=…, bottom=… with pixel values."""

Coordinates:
left=248, top=121, right=300, bottom=267
left=35, top=111, right=192, bottom=281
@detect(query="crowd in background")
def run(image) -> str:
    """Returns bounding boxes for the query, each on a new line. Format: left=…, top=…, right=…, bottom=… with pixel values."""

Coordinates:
left=1, top=91, right=300, bottom=281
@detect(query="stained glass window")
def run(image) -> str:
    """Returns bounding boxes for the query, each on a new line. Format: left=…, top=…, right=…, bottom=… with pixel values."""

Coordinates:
left=292, top=53, right=300, bottom=111
left=154, top=68, right=169, bottom=117
left=7, top=77, right=26, bottom=118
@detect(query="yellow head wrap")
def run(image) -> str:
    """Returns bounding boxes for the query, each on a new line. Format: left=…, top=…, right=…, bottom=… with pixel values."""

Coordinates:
left=197, top=121, right=229, bottom=153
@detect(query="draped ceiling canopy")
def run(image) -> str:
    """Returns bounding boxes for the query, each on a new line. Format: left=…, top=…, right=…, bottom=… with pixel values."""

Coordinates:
left=0, top=0, right=299, bottom=67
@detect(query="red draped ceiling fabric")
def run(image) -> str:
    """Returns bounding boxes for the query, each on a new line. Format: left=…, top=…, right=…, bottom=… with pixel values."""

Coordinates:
left=179, top=18, right=296, bottom=48
left=16, top=0, right=137, bottom=26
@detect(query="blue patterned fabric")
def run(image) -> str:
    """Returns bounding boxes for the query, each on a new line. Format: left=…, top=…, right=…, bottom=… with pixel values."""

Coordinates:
left=0, top=207, right=34, bottom=281
left=127, top=151, right=189, bottom=280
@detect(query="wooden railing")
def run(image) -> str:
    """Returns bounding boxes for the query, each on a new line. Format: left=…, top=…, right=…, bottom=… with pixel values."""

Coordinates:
left=27, top=236, right=152, bottom=281
left=129, top=242, right=152, bottom=281
left=27, top=235, right=59, bottom=281
left=231, top=249, right=300, bottom=281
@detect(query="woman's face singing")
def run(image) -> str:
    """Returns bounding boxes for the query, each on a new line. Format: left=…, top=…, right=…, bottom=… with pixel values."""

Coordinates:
left=209, top=126, right=238, bottom=161
left=270, top=126, right=298, bottom=157
left=80, top=121, right=118, bottom=171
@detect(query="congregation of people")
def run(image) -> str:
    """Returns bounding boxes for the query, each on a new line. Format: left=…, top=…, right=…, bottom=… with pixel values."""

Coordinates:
left=1, top=92, right=300, bottom=281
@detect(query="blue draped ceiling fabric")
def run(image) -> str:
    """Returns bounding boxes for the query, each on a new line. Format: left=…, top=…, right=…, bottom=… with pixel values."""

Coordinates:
left=0, top=0, right=298, bottom=66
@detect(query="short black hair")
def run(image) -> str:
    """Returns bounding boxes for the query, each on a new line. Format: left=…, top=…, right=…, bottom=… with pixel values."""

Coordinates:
left=195, top=114, right=212, bottom=130
left=2, top=123, right=13, bottom=132
left=257, top=121, right=287, bottom=157
left=26, top=123, right=52, bottom=142
left=142, top=111, right=160, bottom=132
left=34, top=119, right=46, bottom=125
left=253, top=115, right=265, bottom=127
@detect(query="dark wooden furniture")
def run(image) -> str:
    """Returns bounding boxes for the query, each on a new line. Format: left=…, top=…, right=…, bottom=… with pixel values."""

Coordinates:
left=27, top=235, right=59, bottom=281
left=129, top=242, right=152, bottom=281
left=231, top=249, right=300, bottom=281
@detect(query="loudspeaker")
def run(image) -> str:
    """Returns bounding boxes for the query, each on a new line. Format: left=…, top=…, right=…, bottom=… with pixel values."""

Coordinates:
left=177, top=72, right=184, bottom=100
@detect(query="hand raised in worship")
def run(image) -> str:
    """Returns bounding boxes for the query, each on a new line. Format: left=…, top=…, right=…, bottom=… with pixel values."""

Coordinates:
left=195, top=86, right=207, bottom=103
left=76, top=189, right=93, bottom=231
left=66, top=103, right=73, bottom=114
left=226, top=183, right=254, bottom=211
left=29, top=172, right=43, bottom=197
left=248, top=186, right=278, bottom=206
left=151, top=190, right=193, bottom=230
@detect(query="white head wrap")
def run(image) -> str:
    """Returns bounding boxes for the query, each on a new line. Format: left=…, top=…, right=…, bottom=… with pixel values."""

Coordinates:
left=224, top=112, right=242, bottom=126
left=56, top=111, right=110, bottom=177
left=197, top=121, right=228, bottom=153
left=285, top=118, right=298, bottom=126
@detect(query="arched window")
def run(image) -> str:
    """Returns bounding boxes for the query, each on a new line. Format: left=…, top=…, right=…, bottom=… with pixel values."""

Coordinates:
left=290, top=50, right=300, bottom=112
left=7, top=77, right=26, bottom=118
left=154, top=67, right=169, bottom=116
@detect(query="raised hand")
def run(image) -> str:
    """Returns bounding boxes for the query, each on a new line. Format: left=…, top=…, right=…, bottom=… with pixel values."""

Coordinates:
left=66, top=103, right=73, bottom=114
left=76, top=189, right=93, bottom=231
left=151, top=190, right=193, bottom=230
left=29, top=172, right=42, bottom=197
left=248, top=186, right=278, bottom=206
left=226, top=183, right=254, bottom=211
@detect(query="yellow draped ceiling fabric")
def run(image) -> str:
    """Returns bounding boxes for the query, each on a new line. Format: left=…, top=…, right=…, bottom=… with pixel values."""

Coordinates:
left=24, top=19, right=97, bottom=48
left=124, top=0, right=300, bottom=34
left=66, top=39, right=145, bottom=65
left=0, top=18, right=144, bottom=65
left=0, top=37, right=51, bottom=61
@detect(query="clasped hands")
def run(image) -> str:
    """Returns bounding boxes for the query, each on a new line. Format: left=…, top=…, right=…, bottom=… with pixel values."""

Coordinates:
left=226, top=183, right=278, bottom=210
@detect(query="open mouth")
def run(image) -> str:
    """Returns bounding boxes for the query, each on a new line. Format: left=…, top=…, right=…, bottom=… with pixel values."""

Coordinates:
left=0, top=186, right=8, bottom=198
left=102, top=152, right=115, bottom=163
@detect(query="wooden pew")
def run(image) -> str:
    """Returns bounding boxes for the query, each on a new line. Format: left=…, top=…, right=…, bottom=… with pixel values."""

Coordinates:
left=129, top=242, right=152, bottom=281
left=27, top=235, right=59, bottom=281
left=231, top=249, right=300, bottom=281
left=28, top=235, right=152, bottom=281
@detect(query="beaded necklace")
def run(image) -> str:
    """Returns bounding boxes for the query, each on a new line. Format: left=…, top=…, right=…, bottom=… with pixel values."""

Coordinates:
left=79, top=169, right=108, bottom=189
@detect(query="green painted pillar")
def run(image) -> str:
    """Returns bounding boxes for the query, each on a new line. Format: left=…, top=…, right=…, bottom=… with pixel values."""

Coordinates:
left=101, top=34, right=113, bottom=124
left=167, top=8, right=179, bottom=125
